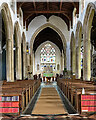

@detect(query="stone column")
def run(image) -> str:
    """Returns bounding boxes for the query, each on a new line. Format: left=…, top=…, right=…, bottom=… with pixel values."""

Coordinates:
left=0, top=13, right=2, bottom=81
left=0, top=44, right=2, bottom=81
left=33, top=52, right=35, bottom=75
left=64, top=52, right=66, bottom=69
left=19, top=44, right=22, bottom=80
left=11, top=36, right=14, bottom=82
left=6, top=39, right=12, bottom=82
left=61, top=54, right=62, bottom=71
left=26, top=53, right=30, bottom=79
left=23, top=42, right=26, bottom=80
left=62, top=51, right=64, bottom=70
left=83, top=38, right=91, bottom=81
left=30, top=51, right=34, bottom=79
left=23, top=50, right=26, bottom=79
left=72, top=47, right=76, bottom=75
left=76, top=47, right=81, bottom=79
left=16, top=44, right=22, bottom=80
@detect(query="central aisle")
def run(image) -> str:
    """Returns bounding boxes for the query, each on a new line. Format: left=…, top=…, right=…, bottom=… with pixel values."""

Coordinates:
left=32, top=86, right=67, bottom=114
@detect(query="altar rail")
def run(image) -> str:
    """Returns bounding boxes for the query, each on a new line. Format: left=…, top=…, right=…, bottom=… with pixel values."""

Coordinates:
left=0, top=80, right=41, bottom=115
left=57, top=78, right=96, bottom=114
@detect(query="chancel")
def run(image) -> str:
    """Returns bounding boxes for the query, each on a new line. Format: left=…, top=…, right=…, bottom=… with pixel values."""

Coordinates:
left=0, top=0, right=96, bottom=120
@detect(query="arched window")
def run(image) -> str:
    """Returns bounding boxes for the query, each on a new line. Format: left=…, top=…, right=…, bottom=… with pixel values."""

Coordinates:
left=40, top=44, right=56, bottom=63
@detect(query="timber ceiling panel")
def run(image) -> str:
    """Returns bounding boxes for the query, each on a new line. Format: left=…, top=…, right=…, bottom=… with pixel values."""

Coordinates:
left=17, top=1, right=79, bottom=30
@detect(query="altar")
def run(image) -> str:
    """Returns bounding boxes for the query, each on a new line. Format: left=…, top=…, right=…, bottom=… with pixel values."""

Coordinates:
left=43, top=73, right=53, bottom=77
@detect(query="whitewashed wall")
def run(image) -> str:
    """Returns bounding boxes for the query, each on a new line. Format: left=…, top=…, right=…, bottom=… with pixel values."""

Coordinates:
left=26, top=15, right=70, bottom=43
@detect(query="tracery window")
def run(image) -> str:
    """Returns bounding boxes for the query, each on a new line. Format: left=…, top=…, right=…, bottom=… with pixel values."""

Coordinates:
left=40, top=44, right=56, bottom=63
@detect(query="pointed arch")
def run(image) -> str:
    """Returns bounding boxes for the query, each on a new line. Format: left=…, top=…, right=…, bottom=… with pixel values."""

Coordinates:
left=75, top=21, right=82, bottom=79
left=1, top=3, right=14, bottom=82
left=30, top=23, right=66, bottom=55
left=83, top=3, right=95, bottom=81
left=14, top=21, right=22, bottom=80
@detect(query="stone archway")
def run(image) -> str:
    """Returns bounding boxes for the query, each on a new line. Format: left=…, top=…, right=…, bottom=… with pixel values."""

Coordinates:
left=83, top=2, right=95, bottom=81
left=1, top=3, right=14, bottom=82
left=22, top=32, right=26, bottom=79
left=14, top=21, right=22, bottom=80
left=30, top=23, right=67, bottom=77
left=70, top=31, right=76, bottom=75
left=75, top=21, right=82, bottom=79
left=30, top=23, right=66, bottom=53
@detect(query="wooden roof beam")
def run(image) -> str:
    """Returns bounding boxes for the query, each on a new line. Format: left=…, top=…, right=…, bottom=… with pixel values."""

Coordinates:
left=47, top=0, right=49, bottom=19
left=24, top=11, right=70, bottom=22
left=17, top=2, right=24, bottom=14
left=24, top=10, right=71, bottom=14
left=60, top=0, right=62, bottom=11
left=33, top=0, right=37, bottom=16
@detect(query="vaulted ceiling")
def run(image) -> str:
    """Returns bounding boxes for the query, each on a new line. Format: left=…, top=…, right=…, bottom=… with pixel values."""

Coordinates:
left=33, top=27, right=63, bottom=52
left=17, top=1, right=79, bottom=30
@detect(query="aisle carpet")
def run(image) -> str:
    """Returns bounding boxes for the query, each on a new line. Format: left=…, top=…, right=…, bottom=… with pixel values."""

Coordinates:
left=32, top=87, right=67, bottom=114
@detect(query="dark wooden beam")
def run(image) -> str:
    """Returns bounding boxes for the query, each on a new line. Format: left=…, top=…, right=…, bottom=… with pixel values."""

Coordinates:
left=33, top=1, right=36, bottom=11
left=24, top=11, right=70, bottom=21
left=47, top=0, right=49, bottom=10
left=60, top=0, right=62, bottom=11
left=33, top=0, right=37, bottom=16
left=47, top=0, right=49, bottom=19
left=24, top=10, right=70, bottom=14
left=17, top=2, right=25, bottom=14
left=17, top=2, right=25, bottom=8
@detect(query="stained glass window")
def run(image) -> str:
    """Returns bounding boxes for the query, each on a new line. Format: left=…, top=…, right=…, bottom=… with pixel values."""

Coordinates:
left=40, top=44, right=56, bottom=63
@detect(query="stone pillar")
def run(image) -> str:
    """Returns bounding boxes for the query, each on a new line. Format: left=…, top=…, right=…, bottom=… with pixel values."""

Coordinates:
left=16, top=44, right=22, bottom=80
left=76, top=47, right=81, bottom=79
left=0, top=13, right=2, bottom=81
left=61, top=54, right=62, bottom=71
left=6, top=39, right=12, bottom=82
left=30, top=51, right=34, bottom=79
left=33, top=52, right=35, bottom=75
left=0, top=49, right=2, bottom=81
left=11, top=36, right=14, bottom=82
left=64, top=52, right=66, bottom=69
left=26, top=53, right=30, bottom=79
left=23, top=50, right=26, bottom=79
left=19, top=44, right=22, bottom=80
left=62, top=51, right=64, bottom=70
left=72, top=47, right=76, bottom=75
left=83, top=38, right=91, bottom=81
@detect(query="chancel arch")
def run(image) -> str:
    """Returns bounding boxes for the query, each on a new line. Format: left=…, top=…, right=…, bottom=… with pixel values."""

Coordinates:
left=30, top=24, right=66, bottom=77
